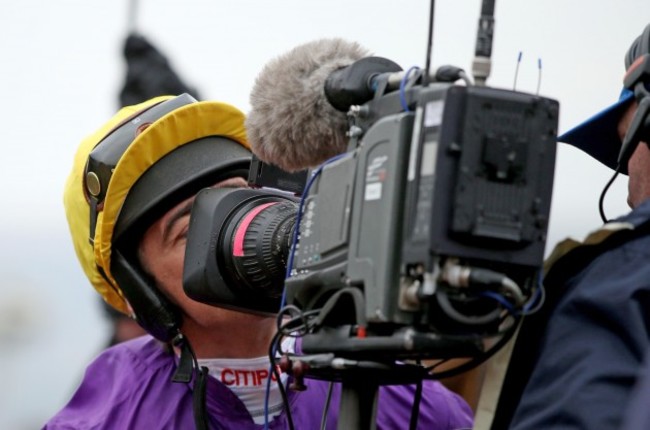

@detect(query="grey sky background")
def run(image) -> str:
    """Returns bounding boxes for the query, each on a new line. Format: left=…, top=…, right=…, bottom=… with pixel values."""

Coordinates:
left=1, top=0, right=649, bottom=428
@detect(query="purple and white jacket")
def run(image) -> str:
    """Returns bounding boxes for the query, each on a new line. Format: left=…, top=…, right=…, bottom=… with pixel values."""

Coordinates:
left=44, top=336, right=473, bottom=429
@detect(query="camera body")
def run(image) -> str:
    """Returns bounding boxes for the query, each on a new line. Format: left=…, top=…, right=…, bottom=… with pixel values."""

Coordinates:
left=287, top=81, right=557, bottom=332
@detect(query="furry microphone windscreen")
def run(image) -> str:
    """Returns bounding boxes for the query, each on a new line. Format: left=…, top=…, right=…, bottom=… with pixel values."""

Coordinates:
left=246, top=38, right=370, bottom=172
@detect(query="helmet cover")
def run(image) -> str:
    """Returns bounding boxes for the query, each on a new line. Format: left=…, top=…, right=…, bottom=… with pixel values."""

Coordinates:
left=64, top=95, right=250, bottom=314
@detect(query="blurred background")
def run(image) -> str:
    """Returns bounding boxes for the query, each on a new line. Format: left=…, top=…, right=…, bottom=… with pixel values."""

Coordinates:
left=1, top=0, right=648, bottom=428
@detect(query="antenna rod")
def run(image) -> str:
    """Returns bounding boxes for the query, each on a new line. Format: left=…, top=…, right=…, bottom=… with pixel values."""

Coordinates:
left=472, top=0, right=496, bottom=86
left=422, top=0, right=436, bottom=87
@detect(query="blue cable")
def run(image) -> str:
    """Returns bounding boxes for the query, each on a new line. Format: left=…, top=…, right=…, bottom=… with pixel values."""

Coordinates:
left=479, top=271, right=546, bottom=319
left=399, top=66, right=421, bottom=112
left=522, top=272, right=545, bottom=314
left=479, top=290, right=517, bottom=314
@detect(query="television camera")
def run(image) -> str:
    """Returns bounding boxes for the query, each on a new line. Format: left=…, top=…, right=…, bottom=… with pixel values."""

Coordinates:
left=183, top=0, right=558, bottom=427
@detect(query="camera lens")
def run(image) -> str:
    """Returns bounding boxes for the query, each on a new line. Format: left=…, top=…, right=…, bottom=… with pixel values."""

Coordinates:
left=219, top=198, right=298, bottom=298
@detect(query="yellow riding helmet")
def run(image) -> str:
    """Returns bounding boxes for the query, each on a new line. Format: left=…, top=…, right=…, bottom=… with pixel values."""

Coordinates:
left=64, top=93, right=251, bottom=340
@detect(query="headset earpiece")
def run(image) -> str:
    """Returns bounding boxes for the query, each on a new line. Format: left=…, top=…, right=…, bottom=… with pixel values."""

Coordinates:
left=617, top=24, right=650, bottom=171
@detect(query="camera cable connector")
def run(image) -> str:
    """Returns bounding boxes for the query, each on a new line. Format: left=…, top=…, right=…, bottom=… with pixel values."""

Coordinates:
left=440, top=259, right=525, bottom=306
left=400, top=268, right=438, bottom=311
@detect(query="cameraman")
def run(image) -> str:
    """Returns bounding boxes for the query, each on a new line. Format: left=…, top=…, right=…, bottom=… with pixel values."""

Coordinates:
left=509, top=24, right=650, bottom=429
left=44, top=94, right=473, bottom=429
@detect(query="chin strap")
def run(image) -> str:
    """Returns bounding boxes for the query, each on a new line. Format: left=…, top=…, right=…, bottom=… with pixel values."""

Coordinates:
left=171, top=333, right=210, bottom=430
left=193, top=367, right=210, bottom=429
